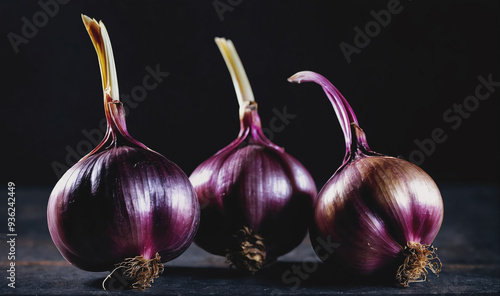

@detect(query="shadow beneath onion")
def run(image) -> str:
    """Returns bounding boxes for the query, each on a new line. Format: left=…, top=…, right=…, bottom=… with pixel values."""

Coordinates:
left=87, top=277, right=107, bottom=290
left=163, top=265, right=249, bottom=280
left=272, top=262, right=398, bottom=288
left=81, top=262, right=401, bottom=292
left=161, top=261, right=400, bottom=288
left=85, top=268, right=136, bottom=291
left=296, top=262, right=400, bottom=288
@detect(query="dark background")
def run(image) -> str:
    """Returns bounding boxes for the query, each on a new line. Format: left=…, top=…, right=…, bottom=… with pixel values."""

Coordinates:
left=1, top=0, right=499, bottom=188
left=0, top=2, right=499, bottom=295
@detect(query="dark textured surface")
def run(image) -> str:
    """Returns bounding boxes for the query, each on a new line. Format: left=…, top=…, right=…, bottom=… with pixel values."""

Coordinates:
left=0, top=184, right=499, bottom=295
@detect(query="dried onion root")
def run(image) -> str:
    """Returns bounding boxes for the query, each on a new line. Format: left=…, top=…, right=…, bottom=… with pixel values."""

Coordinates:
left=225, top=226, right=266, bottom=274
left=396, top=242, right=442, bottom=287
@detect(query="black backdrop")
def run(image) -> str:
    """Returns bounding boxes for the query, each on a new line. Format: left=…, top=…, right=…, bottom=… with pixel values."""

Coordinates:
left=1, top=0, right=498, bottom=188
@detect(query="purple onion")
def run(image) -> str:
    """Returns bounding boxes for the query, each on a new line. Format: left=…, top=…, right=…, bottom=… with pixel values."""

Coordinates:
left=189, top=38, right=317, bottom=273
left=47, top=16, right=199, bottom=290
left=288, top=71, right=444, bottom=286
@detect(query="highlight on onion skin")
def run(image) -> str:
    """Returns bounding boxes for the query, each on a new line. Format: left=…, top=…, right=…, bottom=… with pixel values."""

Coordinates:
left=189, top=38, right=317, bottom=273
left=288, top=71, right=444, bottom=286
left=47, top=15, right=199, bottom=290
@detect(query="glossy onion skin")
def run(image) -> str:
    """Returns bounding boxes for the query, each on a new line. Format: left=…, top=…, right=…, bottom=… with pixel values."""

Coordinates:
left=190, top=111, right=317, bottom=261
left=47, top=146, right=200, bottom=271
left=310, top=155, right=444, bottom=274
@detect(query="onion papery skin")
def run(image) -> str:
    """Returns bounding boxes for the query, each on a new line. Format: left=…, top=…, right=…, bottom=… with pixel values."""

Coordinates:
left=190, top=108, right=317, bottom=262
left=47, top=16, right=200, bottom=284
left=289, top=71, right=444, bottom=285
left=48, top=145, right=199, bottom=272
left=189, top=38, right=317, bottom=271
left=311, top=154, right=443, bottom=275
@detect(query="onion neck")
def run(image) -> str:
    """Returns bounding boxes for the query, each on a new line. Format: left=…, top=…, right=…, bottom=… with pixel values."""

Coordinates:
left=348, top=123, right=379, bottom=162
left=238, top=102, right=283, bottom=151
left=215, top=37, right=282, bottom=152
left=82, top=15, right=147, bottom=154
left=288, top=71, right=374, bottom=163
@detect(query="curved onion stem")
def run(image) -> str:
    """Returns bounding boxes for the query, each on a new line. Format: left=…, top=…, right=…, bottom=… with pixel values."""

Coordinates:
left=288, top=71, right=352, bottom=153
left=215, top=37, right=255, bottom=118
left=288, top=71, right=373, bottom=159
